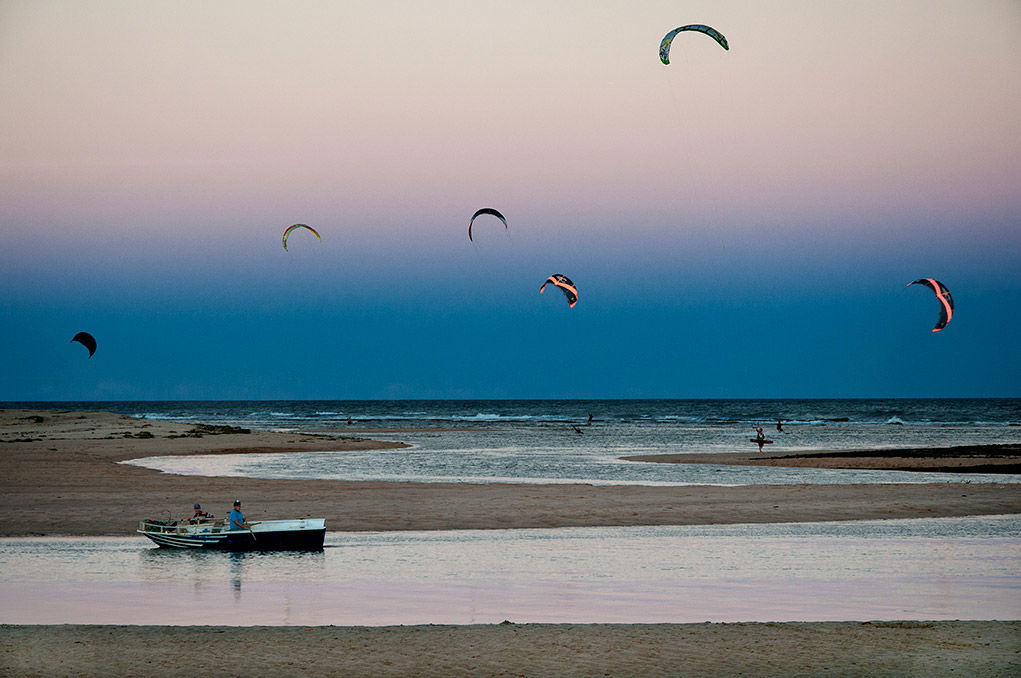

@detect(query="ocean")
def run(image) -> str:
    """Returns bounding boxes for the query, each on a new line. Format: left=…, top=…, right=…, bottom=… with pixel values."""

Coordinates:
left=9, top=398, right=1021, bottom=486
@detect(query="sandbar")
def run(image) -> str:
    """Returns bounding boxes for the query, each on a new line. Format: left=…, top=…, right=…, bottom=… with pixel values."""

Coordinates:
left=2, top=622, right=1018, bottom=677
left=624, top=444, right=1021, bottom=473
left=1, top=409, right=1019, bottom=537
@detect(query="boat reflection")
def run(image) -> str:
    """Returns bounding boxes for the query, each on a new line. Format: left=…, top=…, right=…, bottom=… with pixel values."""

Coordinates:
left=137, top=546, right=327, bottom=610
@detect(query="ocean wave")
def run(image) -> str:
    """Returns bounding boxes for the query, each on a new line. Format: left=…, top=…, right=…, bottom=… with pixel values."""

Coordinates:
left=128, top=403, right=1021, bottom=429
left=136, top=410, right=1021, bottom=428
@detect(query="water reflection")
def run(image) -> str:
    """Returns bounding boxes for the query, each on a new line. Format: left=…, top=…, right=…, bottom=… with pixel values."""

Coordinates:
left=230, top=552, right=243, bottom=601
left=136, top=546, right=328, bottom=617
left=1, top=517, right=1018, bottom=625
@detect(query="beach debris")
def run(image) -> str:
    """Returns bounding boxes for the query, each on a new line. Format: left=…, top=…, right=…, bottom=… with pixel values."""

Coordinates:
left=468, top=208, right=507, bottom=242
left=659, top=24, right=729, bottom=65
left=539, top=274, right=578, bottom=308
left=906, top=278, right=954, bottom=332
left=281, top=223, right=321, bottom=251
left=167, top=424, right=252, bottom=438
left=70, top=331, right=97, bottom=358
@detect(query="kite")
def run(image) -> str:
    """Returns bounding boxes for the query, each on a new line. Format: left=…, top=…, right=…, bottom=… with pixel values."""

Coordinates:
left=468, top=208, right=507, bottom=242
left=71, top=331, right=97, bottom=358
left=659, top=24, right=729, bottom=65
left=907, top=278, right=954, bottom=332
left=539, top=274, right=578, bottom=308
left=281, top=224, right=321, bottom=251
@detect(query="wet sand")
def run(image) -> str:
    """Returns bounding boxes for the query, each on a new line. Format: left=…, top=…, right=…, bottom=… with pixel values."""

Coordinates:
left=1, top=409, right=1019, bottom=537
left=2, top=622, right=1018, bottom=677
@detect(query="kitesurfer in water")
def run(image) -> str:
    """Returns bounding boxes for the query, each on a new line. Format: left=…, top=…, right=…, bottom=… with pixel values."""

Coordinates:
left=776, top=420, right=784, bottom=433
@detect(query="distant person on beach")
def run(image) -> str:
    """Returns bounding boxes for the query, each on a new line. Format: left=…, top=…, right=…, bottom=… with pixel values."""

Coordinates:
left=776, top=420, right=784, bottom=433
left=587, top=413, right=594, bottom=425
left=754, top=426, right=766, bottom=452
left=189, top=503, right=213, bottom=524
left=228, top=500, right=251, bottom=531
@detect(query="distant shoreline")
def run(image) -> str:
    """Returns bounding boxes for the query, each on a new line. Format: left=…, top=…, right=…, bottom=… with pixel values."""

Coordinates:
left=1, top=409, right=1019, bottom=538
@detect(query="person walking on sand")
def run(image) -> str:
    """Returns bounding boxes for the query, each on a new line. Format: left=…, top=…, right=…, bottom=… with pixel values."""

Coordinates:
left=228, top=500, right=252, bottom=531
left=754, top=426, right=766, bottom=453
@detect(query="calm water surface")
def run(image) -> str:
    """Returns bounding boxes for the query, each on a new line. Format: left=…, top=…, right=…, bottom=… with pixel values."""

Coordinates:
left=2, top=516, right=1018, bottom=626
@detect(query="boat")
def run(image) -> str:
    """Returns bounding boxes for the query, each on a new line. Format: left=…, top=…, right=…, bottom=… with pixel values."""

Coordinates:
left=137, top=517, right=326, bottom=551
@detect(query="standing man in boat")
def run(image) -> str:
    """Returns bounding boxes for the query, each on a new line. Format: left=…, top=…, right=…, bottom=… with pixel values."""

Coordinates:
left=228, top=500, right=252, bottom=531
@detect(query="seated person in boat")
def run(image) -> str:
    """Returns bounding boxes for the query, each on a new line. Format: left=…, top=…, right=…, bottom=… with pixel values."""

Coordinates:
left=229, top=500, right=252, bottom=530
left=189, top=503, right=214, bottom=524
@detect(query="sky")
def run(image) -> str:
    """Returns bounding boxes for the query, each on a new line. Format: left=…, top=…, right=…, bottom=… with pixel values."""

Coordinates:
left=1, top=0, right=1019, bottom=400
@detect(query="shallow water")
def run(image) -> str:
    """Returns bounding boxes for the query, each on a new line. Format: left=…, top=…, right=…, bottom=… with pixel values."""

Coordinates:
left=2, top=516, right=1018, bottom=626
left=97, top=399, right=1021, bottom=486
left=126, top=436, right=1021, bottom=486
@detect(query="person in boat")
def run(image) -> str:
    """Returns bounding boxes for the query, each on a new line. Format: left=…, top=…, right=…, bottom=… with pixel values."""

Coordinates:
left=189, top=503, right=214, bottom=524
left=228, top=500, right=252, bottom=531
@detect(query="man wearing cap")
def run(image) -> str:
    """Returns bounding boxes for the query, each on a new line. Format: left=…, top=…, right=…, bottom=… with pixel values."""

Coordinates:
left=228, top=500, right=252, bottom=531
left=189, top=503, right=213, bottom=524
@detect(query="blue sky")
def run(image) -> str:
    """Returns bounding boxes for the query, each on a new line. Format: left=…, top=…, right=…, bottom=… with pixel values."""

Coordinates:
left=1, top=1, right=1019, bottom=400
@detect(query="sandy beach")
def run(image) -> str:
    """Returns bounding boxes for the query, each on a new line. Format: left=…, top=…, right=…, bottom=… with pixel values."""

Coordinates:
left=2, top=621, right=1018, bottom=677
left=0, top=409, right=1018, bottom=537
left=2, top=409, right=1019, bottom=676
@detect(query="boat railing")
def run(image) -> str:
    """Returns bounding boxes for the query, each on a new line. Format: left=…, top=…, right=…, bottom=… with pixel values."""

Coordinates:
left=138, top=518, right=317, bottom=535
left=138, top=518, right=229, bottom=534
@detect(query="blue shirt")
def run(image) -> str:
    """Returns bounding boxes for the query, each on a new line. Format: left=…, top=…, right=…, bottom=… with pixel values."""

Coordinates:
left=229, top=508, right=245, bottom=529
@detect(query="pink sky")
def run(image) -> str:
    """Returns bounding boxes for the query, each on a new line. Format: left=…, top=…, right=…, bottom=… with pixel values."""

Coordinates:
left=2, top=0, right=1018, bottom=245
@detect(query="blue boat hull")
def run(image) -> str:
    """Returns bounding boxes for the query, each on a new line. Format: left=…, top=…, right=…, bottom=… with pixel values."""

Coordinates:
left=138, top=518, right=326, bottom=551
